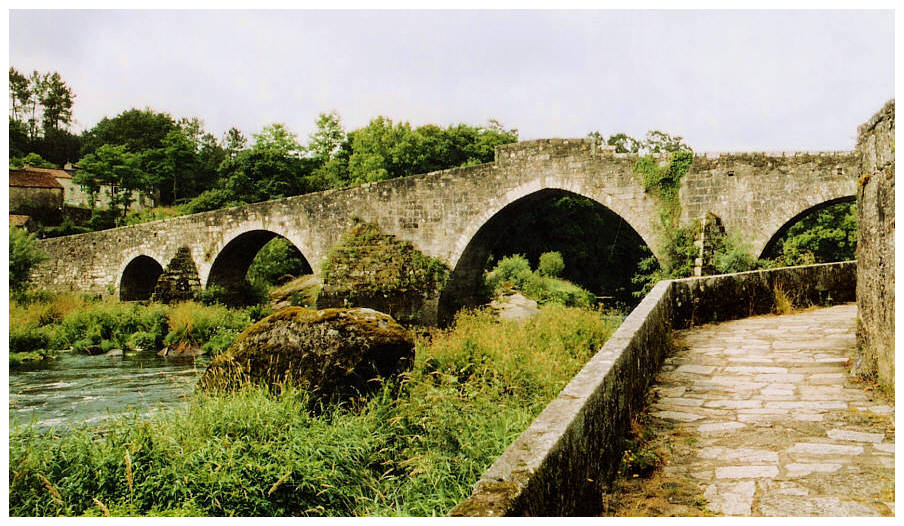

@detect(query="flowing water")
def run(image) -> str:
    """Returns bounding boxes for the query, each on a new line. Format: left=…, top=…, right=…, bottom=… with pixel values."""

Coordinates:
left=9, top=351, right=210, bottom=431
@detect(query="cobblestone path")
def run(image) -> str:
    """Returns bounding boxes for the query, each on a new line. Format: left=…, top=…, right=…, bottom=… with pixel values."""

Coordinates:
left=648, top=304, right=894, bottom=516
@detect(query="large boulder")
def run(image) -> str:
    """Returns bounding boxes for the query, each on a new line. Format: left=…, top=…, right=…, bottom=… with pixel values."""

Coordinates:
left=199, top=307, right=414, bottom=402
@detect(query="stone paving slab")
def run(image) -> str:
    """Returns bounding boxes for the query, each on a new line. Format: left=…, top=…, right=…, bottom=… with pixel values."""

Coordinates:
left=647, top=304, right=894, bottom=517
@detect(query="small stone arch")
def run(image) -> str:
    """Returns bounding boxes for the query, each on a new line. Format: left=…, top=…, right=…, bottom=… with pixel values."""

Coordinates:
left=120, top=255, right=164, bottom=301
left=758, top=195, right=857, bottom=260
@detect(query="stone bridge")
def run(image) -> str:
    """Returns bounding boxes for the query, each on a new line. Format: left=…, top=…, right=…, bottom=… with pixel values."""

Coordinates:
left=33, top=140, right=858, bottom=317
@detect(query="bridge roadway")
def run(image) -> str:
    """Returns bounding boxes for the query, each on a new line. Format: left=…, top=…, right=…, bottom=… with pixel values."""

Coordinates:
left=634, top=304, right=894, bottom=516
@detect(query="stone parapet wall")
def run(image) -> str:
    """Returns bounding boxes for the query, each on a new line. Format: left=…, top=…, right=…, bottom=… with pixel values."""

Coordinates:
left=854, top=99, right=895, bottom=393
left=451, top=261, right=856, bottom=516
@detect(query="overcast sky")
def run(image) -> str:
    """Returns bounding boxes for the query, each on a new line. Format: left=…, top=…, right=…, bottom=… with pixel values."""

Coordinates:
left=8, top=9, right=894, bottom=152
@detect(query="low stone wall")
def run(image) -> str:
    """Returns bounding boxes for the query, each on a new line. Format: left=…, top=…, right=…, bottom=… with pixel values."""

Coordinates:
left=451, top=261, right=856, bottom=516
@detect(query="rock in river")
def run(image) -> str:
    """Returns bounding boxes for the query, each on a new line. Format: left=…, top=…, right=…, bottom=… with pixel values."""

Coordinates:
left=199, top=307, right=414, bottom=403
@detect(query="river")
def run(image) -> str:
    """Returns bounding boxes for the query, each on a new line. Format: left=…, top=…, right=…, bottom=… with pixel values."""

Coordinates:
left=9, top=351, right=209, bottom=431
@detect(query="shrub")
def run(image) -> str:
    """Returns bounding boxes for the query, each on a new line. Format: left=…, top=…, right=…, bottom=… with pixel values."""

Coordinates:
left=183, top=188, right=246, bottom=215
left=247, top=238, right=309, bottom=286
left=487, top=254, right=595, bottom=307
left=537, top=251, right=565, bottom=278
left=163, top=302, right=251, bottom=353
left=9, top=227, right=46, bottom=297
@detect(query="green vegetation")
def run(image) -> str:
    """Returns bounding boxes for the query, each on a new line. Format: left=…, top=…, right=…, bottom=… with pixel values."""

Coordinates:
left=484, top=195, right=651, bottom=306
left=766, top=202, right=857, bottom=266
left=321, top=221, right=451, bottom=296
left=247, top=237, right=310, bottom=286
left=11, top=65, right=517, bottom=234
left=9, top=304, right=621, bottom=517
left=8, top=294, right=255, bottom=366
left=486, top=253, right=596, bottom=308
left=9, top=226, right=46, bottom=297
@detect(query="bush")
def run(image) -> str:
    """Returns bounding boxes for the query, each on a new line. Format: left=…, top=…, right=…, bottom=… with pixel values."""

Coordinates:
left=247, top=238, right=309, bottom=286
left=9, top=227, right=46, bottom=296
left=487, top=254, right=595, bottom=307
left=163, top=302, right=251, bottom=353
left=537, top=251, right=565, bottom=277
left=183, top=188, right=246, bottom=214
left=198, top=280, right=268, bottom=308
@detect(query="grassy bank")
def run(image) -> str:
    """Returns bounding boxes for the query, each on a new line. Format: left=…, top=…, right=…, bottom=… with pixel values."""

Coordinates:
left=9, top=295, right=258, bottom=366
left=9, top=305, right=620, bottom=516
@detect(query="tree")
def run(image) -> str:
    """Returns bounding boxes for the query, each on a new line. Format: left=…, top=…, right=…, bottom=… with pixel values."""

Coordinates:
left=25, top=71, right=47, bottom=141
left=9, top=226, right=46, bottom=297
left=216, top=123, right=311, bottom=203
left=75, top=144, right=147, bottom=223
left=587, top=130, right=690, bottom=155
left=307, top=111, right=346, bottom=163
left=80, top=108, right=177, bottom=156
left=643, top=130, right=691, bottom=154
left=9, top=67, right=30, bottom=122
left=223, top=127, right=248, bottom=158
left=39, top=71, right=75, bottom=133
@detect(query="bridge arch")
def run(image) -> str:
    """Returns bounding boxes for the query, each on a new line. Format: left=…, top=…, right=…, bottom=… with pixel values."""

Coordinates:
left=757, top=195, right=857, bottom=260
left=206, top=228, right=313, bottom=295
left=439, top=186, right=656, bottom=322
left=119, top=255, right=164, bottom=301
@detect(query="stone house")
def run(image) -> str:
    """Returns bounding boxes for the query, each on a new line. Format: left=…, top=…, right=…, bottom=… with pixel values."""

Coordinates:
left=9, top=169, right=64, bottom=225
left=21, top=164, right=156, bottom=212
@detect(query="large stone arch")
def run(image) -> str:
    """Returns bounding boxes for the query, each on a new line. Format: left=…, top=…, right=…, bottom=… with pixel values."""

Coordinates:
left=757, top=195, right=858, bottom=260
left=439, top=185, right=656, bottom=322
left=447, top=178, right=660, bottom=268
left=204, top=228, right=313, bottom=291
left=119, top=255, right=164, bottom=301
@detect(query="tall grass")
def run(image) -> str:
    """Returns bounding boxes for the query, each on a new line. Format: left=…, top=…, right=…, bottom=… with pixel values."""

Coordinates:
left=9, top=305, right=621, bottom=516
left=9, top=294, right=255, bottom=364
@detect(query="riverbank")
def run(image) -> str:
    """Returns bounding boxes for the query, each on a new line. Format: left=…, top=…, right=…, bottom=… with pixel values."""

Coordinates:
left=9, top=304, right=620, bottom=516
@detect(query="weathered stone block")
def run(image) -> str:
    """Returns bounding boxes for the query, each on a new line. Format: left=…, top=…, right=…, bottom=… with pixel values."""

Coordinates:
left=854, top=99, right=894, bottom=394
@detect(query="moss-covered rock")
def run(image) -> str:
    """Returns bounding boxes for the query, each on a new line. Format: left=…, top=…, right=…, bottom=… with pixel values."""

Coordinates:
left=317, top=221, right=450, bottom=325
left=199, top=307, right=414, bottom=403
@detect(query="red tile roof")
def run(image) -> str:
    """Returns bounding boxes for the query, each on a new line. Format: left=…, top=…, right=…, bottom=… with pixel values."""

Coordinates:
left=24, top=166, right=73, bottom=179
left=9, top=169, right=65, bottom=189
left=9, top=214, right=32, bottom=226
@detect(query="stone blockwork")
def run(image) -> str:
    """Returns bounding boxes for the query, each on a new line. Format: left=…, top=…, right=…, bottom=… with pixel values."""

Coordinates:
left=31, top=138, right=857, bottom=311
left=152, top=246, right=201, bottom=304
left=316, top=221, right=450, bottom=326
left=646, top=304, right=893, bottom=517
left=451, top=262, right=857, bottom=517
left=854, top=100, right=894, bottom=393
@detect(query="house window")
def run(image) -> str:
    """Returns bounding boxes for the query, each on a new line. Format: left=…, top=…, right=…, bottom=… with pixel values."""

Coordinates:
left=111, top=185, right=119, bottom=196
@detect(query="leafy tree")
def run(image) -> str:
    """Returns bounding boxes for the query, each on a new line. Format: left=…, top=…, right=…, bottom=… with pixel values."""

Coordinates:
left=643, top=129, right=691, bottom=154
left=9, top=67, right=30, bottom=122
left=587, top=129, right=690, bottom=155
left=39, top=71, right=75, bottom=133
left=9, top=226, right=46, bottom=297
left=218, top=123, right=312, bottom=203
left=80, top=108, right=177, bottom=156
left=223, top=127, right=248, bottom=158
left=9, top=117, right=30, bottom=159
left=24, top=70, right=46, bottom=141
left=307, top=111, right=346, bottom=163
left=768, top=202, right=857, bottom=266
left=247, top=237, right=311, bottom=285
left=75, top=144, right=147, bottom=223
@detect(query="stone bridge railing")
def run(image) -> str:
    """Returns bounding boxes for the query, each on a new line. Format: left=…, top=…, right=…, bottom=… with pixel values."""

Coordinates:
left=451, top=261, right=856, bottom=516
